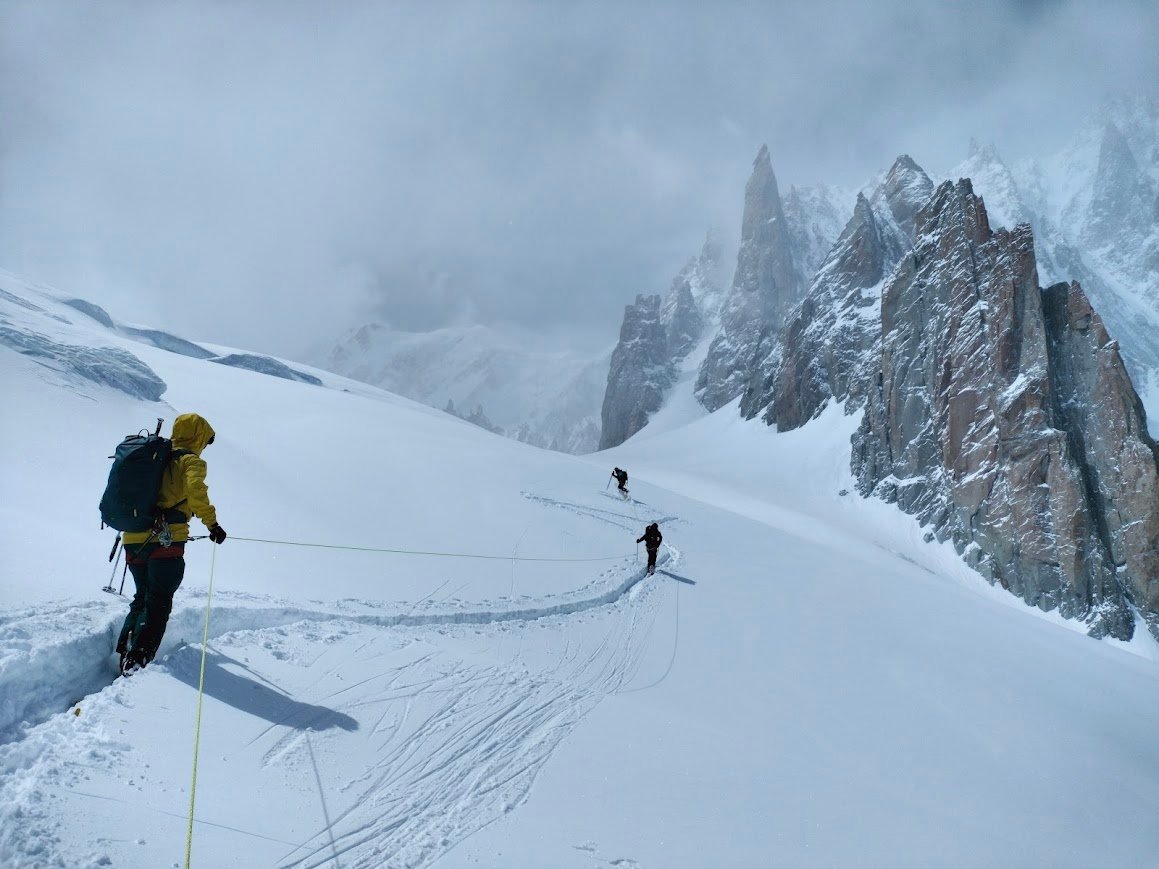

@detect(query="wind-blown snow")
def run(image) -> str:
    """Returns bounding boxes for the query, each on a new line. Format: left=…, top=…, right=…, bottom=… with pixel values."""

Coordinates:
left=2, top=272, right=1158, bottom=868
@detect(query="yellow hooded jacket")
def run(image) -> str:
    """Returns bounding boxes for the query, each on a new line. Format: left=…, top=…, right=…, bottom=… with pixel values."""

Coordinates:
left=122, top=413, right=218, bottom=545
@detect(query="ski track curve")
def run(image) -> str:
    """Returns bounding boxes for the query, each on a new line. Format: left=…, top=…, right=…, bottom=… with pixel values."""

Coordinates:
left=0, top=493, right=683, bottom=868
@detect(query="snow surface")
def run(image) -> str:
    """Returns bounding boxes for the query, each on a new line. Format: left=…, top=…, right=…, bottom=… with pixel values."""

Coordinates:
left=2, top=274, right=1158, bottom=868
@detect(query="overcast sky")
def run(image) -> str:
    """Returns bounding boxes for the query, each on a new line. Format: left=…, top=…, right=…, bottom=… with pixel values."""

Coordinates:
left=2, top=1, right=1156, bottom=358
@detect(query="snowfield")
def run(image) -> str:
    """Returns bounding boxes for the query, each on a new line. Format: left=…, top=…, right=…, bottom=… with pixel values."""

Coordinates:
left=2, top=274, right=1158, bottom=868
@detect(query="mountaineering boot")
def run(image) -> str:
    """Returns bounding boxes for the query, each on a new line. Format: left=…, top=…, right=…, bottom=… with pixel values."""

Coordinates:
left=119, top=651, right=138, bottom=677
left=121, top=647, right=148, bottom=676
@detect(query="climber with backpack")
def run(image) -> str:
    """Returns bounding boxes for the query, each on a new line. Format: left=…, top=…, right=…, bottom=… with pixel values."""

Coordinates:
left=100, top=413, right=226, bottom=675
left=637, top=522, right=662, bottom=576
left=612, top=467, right=629, bottom=498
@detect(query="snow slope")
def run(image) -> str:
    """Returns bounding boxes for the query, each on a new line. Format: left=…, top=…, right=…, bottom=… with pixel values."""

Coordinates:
left=2, top=273, right=1158, bottom=868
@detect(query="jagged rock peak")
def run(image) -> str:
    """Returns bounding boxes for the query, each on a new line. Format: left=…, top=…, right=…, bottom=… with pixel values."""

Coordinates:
left=745, top=186, right=902, bottom=427
left=1041, top=279, right=1159, bottom=633
left=681, top=228, right=727, bottom=310
left=739, top=144, right=786, bottom=252
left=871, top=155, right=934, bottom=241
left=917, top=178, right=992, bottom=246
left=753, top=142, right=771, bottom=171
left=695, top=145, right=800, bottom=411
left=853, top=178, right=1159, bottom=641
left=661, top=271, right=705, bottom=360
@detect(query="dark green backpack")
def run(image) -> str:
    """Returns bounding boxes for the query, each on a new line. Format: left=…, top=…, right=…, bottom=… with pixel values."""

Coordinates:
left=99, top=422, right=187, bottom=532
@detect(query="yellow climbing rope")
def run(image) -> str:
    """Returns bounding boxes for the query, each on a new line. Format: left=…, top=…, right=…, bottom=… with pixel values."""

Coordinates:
left=179, top=533, right=633, bottom=862
left=185, top=543, right=217, bottom=869
left=230, top=535, right=630, bottom=562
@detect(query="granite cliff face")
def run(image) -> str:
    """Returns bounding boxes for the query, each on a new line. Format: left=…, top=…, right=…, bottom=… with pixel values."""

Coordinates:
left=599, top=293, right=674, bottom=450
left=958, top=112, right=1159, bottom=399
left=851, top=179, right=1159, bottom=640
left=741, top=156, right=932, bottom=427
left=696, top=145, right=803, bottom=412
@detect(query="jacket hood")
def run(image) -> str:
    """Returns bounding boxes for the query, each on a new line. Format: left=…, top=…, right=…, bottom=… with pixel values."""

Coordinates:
left=171, top=413, right=216, bottom=455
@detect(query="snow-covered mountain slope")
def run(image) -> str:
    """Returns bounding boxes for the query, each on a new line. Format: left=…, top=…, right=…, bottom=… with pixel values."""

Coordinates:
left=312, top=321, right=610, bottom=454
left=2, top=273, right=1158, bottom=868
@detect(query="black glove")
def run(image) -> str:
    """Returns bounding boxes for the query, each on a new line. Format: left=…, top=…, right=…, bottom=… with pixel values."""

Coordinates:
left=209, top=524, right=227, bottom=544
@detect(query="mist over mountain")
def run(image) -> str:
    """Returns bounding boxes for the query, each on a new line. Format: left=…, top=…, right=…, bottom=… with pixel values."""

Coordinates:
left=313, top=321, right=609, bottom=454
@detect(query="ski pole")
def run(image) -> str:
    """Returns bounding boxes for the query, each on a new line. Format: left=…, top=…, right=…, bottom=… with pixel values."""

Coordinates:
left=605, top=474, right=612, bottom=491
left=118, top=559, right=129, bottom=595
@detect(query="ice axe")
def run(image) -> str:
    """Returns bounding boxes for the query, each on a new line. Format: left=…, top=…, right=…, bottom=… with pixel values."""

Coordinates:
left=102, top=535, right=128, bottom=596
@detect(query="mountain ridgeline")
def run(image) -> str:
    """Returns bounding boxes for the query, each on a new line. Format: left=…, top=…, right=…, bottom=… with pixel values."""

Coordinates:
left=600, top=110, right=1159, bottom=642
left=599, top=233, right=723, bottom=449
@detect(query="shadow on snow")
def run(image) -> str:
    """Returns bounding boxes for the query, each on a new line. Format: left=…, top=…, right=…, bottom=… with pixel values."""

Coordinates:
left=164, top=645, right=359, bottom=733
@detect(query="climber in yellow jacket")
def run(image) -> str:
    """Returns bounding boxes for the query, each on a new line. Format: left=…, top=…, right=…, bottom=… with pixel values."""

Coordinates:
left=118, top=413, right=226, bottom=674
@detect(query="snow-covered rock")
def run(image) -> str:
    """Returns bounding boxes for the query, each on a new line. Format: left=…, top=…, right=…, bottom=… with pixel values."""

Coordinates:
left=742, top=156, right=932, bottom=426
left=696, top=145, right=804, bottom=411
left=598, top=232, right=725, bottom=449
left=852, top=179, right=1159, bottom=640
left=599, top=294, right=675, bottom=450
left=962, top=99, right=1159, bottom=426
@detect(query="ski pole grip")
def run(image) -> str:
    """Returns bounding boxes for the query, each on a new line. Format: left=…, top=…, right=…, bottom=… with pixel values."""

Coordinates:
left=108, top=534, right=122, bottom=562
left=155, top=417, right=164, bottom=436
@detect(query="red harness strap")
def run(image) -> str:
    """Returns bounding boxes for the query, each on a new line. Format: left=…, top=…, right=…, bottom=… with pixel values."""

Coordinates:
left=125, top=543, right=187, bottom=564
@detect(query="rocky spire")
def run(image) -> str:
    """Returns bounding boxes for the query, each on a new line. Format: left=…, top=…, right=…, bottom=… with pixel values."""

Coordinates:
left=598, top=231, right=725, bottom=450
left=599, top=294, right=674, bottom=450
left=870, top=154, right=935, bottom=241
left=852, top=179, right=1159, bottom=640
left=660, top=271, right=704, bottom=361
left=1041, top=280, right=1159, bottom=634
left=741, top=156, right=932, bottom=426
left=696, top=145, right=801, bottom=411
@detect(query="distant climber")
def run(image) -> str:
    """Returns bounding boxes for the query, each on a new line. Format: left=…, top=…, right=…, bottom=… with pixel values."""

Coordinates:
left=117, top=413, right=227, bottom=675
left=612, top=467, right=629, bottom=497
left=637, top=522, right=662, bottom=575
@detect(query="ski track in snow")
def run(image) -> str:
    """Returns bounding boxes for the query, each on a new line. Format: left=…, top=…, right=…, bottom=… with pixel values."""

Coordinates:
left=0, top=494, right=682, bottom=868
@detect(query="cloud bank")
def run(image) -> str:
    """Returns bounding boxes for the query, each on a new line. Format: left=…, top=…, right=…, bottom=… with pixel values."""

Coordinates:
left=1, top=1, right=1156, bottom=356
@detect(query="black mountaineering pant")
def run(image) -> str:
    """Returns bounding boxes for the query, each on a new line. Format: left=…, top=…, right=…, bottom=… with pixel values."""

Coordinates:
left=118, top=541, right=186, bottom=663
